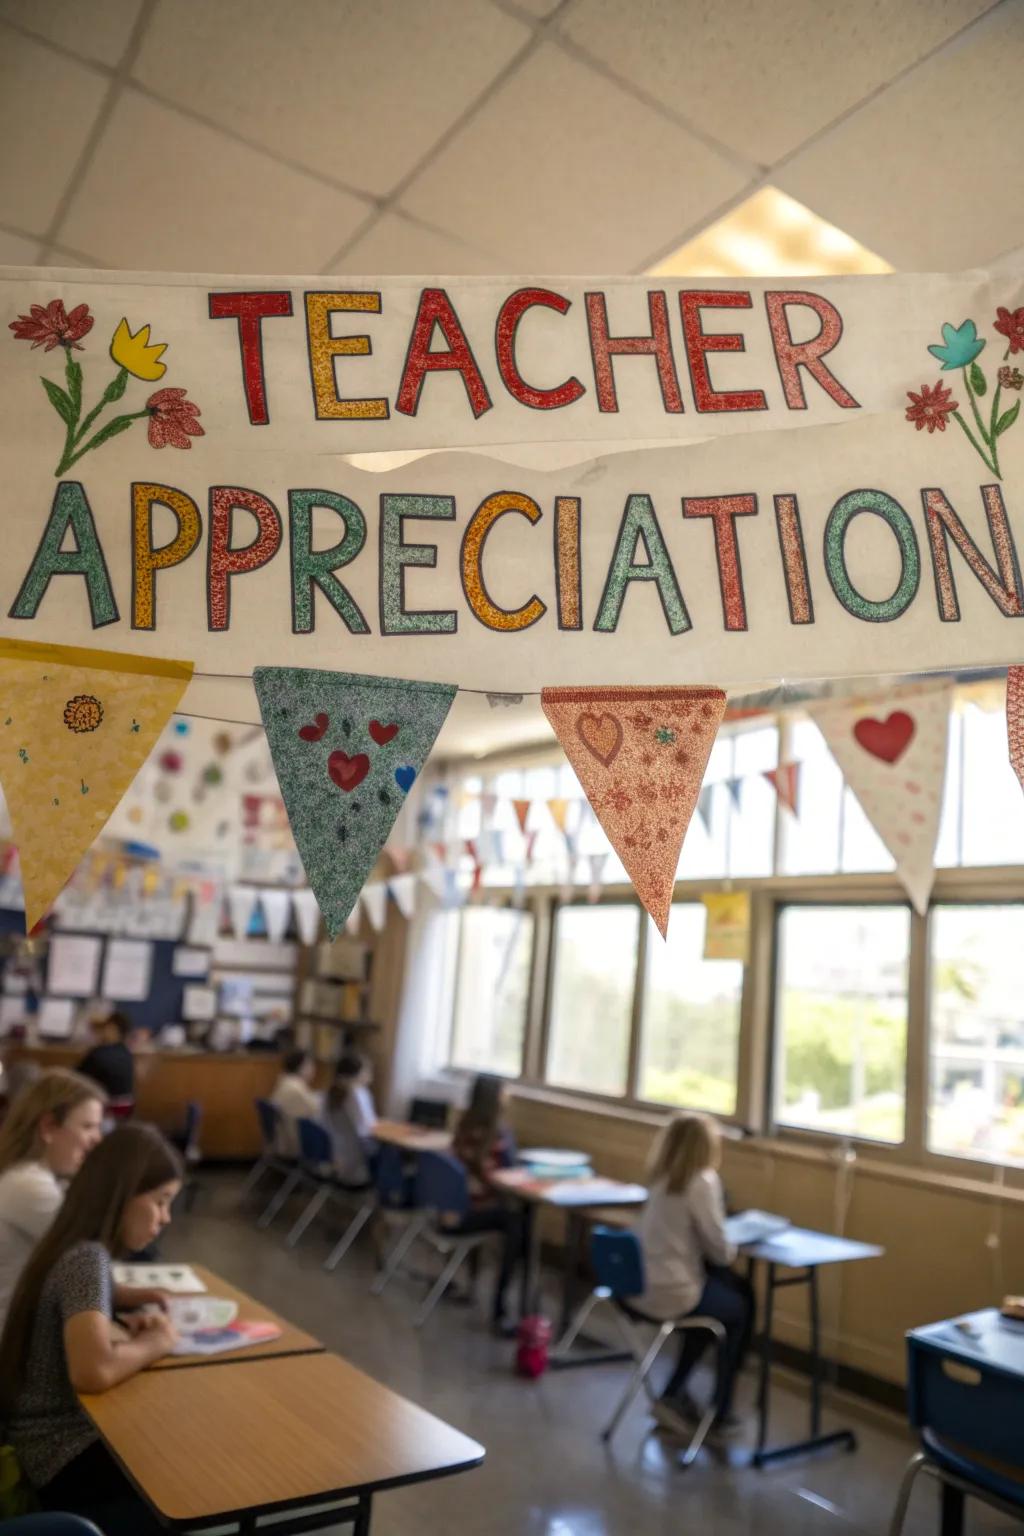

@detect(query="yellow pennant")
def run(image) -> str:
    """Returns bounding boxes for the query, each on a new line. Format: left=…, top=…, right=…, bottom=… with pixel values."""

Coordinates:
left=0, top=639, right=193, bottom=929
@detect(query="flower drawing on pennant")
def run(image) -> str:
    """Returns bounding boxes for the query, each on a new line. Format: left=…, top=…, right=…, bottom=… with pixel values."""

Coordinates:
left=906, top=310, right=1022, bottom=479
left=63, top=695, right=104, bottom=733
left=9, top=301, right=203, bottom=476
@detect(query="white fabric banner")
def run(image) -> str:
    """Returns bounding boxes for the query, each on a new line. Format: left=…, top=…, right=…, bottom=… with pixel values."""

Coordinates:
left=291, top=886, right=321, bottom=946
left=810, top=680, right=952, bottom=913
left=388, top=872, right=418, bottom=920
left=227, top=884, right=258, bottom=940
left=258, top=888, right=291, bottom=943
left=360, top=881, right=388, bottom=932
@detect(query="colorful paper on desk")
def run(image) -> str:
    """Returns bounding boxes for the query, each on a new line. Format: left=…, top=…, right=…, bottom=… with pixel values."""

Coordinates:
left=542, top=1179, right=648, bottom=1207
left=170, top=1319, right=283, bottom=1356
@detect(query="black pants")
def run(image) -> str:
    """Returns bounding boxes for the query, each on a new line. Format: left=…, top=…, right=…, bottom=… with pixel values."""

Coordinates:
left=40, top=1439, right=164, bottom=1536
left=664, top=1269, right=754, bottom=1417
left=449, top=1205, right=525, bottom=1320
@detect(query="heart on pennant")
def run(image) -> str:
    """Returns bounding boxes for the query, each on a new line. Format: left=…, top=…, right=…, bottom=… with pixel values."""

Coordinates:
left=394, top=765, right=416, bottom=793
left=369, top=720, right=399, bottom=746
left=327, top=750, right=369, bottom=792
left=577, top=711, right=623, bottom=766
left=852, top=711, right=916, bottom=765
left=298, top=712, right=329, bottom=742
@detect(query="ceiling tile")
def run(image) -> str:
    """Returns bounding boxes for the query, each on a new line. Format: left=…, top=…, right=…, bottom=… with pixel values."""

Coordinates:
left=501, top=0, right=563, bottom=17
left=59, top=92, right=370, bottom=273
left=401, top=42, right=749, bottom=271
left=777, top=3, right=1024, bottom=269
left=0, top=228, right=42, bottom=264
left=132, top=0, right=530, bottom=197
left=0, top=0, right=143, bottom=67
left=0, top=31, right=107, bottom=234
left=336, top=213, right=502, bottom=276
left=558, top=0, right=997, bottom=165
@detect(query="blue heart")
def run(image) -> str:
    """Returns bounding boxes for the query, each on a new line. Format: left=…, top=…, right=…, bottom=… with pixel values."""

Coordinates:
left=394, top=766, right=416, bottom=794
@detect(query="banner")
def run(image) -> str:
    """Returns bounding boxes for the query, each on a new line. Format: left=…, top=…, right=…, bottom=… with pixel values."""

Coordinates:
left=0, top=639, right=192, bottom=929
left=1, top=271, right=1022, bottom=699
left=702, top=892, right=751, bottom=962
left=1009, top=668, right=1024, bottom=794
left=763, top=761, right=801, bottom=816
left=810, top=680, right=952, bottom=913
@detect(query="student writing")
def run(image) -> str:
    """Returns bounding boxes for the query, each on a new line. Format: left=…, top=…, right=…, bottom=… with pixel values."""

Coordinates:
left=450, top=1074, right=524, bottom=1335
left=0, top=1123, right=183, bottom=1536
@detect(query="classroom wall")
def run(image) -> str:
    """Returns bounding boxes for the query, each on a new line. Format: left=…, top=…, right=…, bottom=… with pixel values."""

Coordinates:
left=507, top=1091, right=1024, bottom=1389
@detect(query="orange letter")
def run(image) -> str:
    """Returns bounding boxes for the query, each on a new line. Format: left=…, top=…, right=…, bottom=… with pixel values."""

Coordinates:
left=305, top=291, right=388, bottom=420
left=461, top=491, right=546, bottom=631
left=132, top=482, right=201, bottom=629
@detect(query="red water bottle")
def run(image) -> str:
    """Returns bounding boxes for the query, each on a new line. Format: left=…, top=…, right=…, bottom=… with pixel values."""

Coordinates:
left=516, top=1314, right=552, bottom=1378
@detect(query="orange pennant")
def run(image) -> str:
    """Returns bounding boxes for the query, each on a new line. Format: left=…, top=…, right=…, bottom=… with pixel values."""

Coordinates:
left=547, top=796, right=570, bottom=834
left=1009, top=667, right=1024, bottom=792
left=763, top=761, right=801, bottom=816
left=542, top=684, right=726, bottom=937
left=511, top=798, right=531, bottom=835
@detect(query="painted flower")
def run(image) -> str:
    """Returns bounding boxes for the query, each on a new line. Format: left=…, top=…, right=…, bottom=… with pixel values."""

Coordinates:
left=63, top=695, right=103, bottom=733
left=654, top=727, right=676, bottom=745
left=998, top=366, right=1024, bottom=391
left=9, top=299, right=93, bottom=351
left=927, top=319, right=985, bottom=371
left=146, top=387, right=204, bottom=449
left=994, top=307, right=1024, bottom=355
left=110, top=317, right=168, bottom=380
left=905, top=381, right=959, bottom=433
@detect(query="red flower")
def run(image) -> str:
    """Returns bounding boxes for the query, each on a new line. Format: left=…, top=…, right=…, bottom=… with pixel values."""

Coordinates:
left=998, top=365, right=1024, bottom=391
left=905, top=381, right=958, bottom=433
left=147, top=387, right=204, bottom=449
left=994, top=307, right=1024, bottom=355
left=9, top=298, right=93, bottom=351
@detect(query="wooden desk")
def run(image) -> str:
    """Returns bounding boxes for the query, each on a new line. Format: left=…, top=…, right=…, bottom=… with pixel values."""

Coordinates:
left=372, top=1119, right=451, bottom=1153
left=148, top=1263, right=322, bottom=1370
left=81, top=1351, right=484, bottom=1533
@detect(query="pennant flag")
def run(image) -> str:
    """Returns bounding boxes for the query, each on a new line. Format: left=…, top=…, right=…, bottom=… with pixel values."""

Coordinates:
left=259, top=889, right=292, bottom=943
left=702, top=891, right=751, bottom=961
left=541, top=685, right=726, bottom=937
left=511, top=798, right=531, bottom=835
left=809, top=680, right=951, bottom=914
left=1009, top=668, right=1024, bottom=793
left=696, top=784, right=715, bottom=834
left=725, top=776, right=744, bottom=808
left=587, top=852, right=608, bottom=903
left=253, top=668, right=456, bottom=937
left=361, top=881, right=388, bottom=931
left=228, top=884, right=259, bottom=940
left=420, top=860, right=449, bottom=903
left=386, top=843, right=412, bottom=874
left=389, top=872, right=418, bottom=920
left=465, top=838, right=483, bottom=892
left=547, top=797, right=570, bottom=834
left=763, top=761, right=801, bottom=817
left=345, top=906, right=363, bottom=936
left=0, top=639, right=192, bottom=930
left=479, top=791, right=498, bottom=824
left=292, top=886, right=321, bottom=946
left=525, top=830, right=539, bottom=863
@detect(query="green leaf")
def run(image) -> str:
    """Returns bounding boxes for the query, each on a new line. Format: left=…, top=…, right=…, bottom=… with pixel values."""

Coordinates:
left=65, top=355, right=83, bottom=414
left=77, top=414, right=140, bottom=460
left=103, top=368, right=128, bottom=403
left=969, top=361, right=987, bottom=396
left=41, top=376, right=75, bottom=425
left=995, top=400, right=1021, bottom=436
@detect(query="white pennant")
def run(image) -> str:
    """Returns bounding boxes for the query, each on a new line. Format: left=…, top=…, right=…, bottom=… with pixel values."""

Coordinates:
left=389, top=873, right=418, bottom=920
left=345, top=906, right=362, bottom=936
left=587, top=852, right=608, bottom=903
left=292, top=887, right=321, bottom=946
left=809, top=680, right=951, bottom=914
left=360, top=881, right=388, bottom=932
left=228, top=885, right=259, bottom=941
left=419, top=862, right=449, bottom=903
left=258, top=889, right=292, bottom=943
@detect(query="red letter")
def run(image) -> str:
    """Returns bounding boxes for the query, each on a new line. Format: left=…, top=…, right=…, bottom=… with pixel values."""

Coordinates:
left=495, top=288, right=586, bottom=410
left=207, top=487, right=283, bottom=630
left=773, top=494, right=814, bottom=625
left=584, top=290, right=683, bottom=413
left=923, top=485, right=1023, bottom=621
left=679, top=290, right=766, bottom=414
left=765, top=291, right=859, bottom=410
left=682, top=494, right=758, bottom=630
left=208, top=291, right=293, bottom=425
left=395, top=288, right=492, bottom=418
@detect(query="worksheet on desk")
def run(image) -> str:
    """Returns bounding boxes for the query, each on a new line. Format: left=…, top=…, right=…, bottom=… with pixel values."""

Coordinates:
left=113, top=1264, right=207, bottom=1293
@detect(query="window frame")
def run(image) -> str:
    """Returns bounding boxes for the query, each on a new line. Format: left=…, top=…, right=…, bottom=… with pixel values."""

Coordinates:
left=447, top=897, right=537, bottom=1081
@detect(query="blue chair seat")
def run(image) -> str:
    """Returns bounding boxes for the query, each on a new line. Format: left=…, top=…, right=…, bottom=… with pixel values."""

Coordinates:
left=924, top=1429, right=1024, bottom=1508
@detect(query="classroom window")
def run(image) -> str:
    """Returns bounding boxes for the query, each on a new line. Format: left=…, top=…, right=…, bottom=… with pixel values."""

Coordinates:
left=774, top=904, right=910, bottom=1144
left=928, top=904, right=1024, bottom=1166
left=637, top=904, right=742, bottom=1116
left=450, top=907, right=534, bottom=1078
left=546, top=904, right=640, bottom=1097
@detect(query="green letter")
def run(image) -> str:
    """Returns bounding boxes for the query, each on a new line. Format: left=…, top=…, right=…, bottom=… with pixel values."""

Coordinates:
left=288, top=489, right=369, bottom=634
left=379, top=494, right=456, bottom=635
left=10, top=481, right=118, bottom=626
left=594, top=493, right=690, bottom=634
left=824, top=489, right=920, bottom=621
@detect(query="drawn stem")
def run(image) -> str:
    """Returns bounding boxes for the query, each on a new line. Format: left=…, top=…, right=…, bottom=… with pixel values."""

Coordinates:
left=951, top=409, right=996, bottom=476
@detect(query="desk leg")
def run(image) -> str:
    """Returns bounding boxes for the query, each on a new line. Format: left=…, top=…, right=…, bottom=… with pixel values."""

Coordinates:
left=353, top=1492, right=373, bottom=1535
left=558, top=1212, right=584, bottom=1339
left=939, top=1482, right=965, bottom=1536
left=809, top=1264, right=822, bottom=1439
left=755, top=1261, right=776, bottom=1463
left=753, top=1263, right=857, bottom=1468
left=520, top=1203, right=538, bottom=1320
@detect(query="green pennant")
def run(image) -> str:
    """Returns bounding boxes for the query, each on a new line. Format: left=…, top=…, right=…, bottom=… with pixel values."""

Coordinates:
left=253, top=668, right=456, bottom=937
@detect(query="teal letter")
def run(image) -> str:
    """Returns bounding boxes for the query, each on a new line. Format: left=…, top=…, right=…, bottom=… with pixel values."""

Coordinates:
left=594, top=493, right=690, bottom=634
left=825, top=489, right=920, bottom=622
left=379, top=494, right=456, bottom=635
left=288, top=489, right=369, bottom=634
left=10, top=481, right=118, bottom=626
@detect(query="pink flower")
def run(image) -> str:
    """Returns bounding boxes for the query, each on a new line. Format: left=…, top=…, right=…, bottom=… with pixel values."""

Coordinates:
left=9, top=298, right=93, bottom=351
left=146, top=387, right=204, bottom=449
left=905, top=381, right=958, bottom=433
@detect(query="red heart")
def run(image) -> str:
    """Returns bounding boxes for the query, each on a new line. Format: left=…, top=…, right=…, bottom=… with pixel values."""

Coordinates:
left=369, top=720, right=399, bottom=746
left=327, top=750, right=369, bottom=792
left=298, top=712, right=329, bottom=742
left=853, top=710, right=915, bottom=764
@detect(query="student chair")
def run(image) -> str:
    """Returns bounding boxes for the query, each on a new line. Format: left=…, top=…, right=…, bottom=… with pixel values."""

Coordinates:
left=0, top=1518, right=104, bottom=1535
left=324, top=1142, right=410, bottom=1273
left=556, top=1228, right=727, bottom=1464
left=283, top=1118, right=370, bottom=1248
left=372, top=1151, right=493, bottom=1328
left=238, top=1098, right=298, bottom=1223
left=172, top=1099, right=203, bottom=1213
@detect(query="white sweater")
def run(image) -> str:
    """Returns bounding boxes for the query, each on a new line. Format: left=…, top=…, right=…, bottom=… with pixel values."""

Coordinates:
left=0, top=1160, right=63, bottom=1331
left=636, top=1169, right=736, bottom=1320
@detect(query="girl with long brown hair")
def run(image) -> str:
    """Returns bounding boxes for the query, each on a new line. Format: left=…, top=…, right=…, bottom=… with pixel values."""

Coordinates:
left=637, top=1112, right=753, bottom=1436
left=0, top=1123, right=183, bottom=1535
left=0, top=1069, right=106, bottom=1330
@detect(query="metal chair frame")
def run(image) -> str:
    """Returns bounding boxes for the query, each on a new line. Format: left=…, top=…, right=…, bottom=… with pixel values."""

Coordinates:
left=284, top=1119, right=369, bottom=1249
left=889, top=1448, right=1024, bottom=1536
left=238, top=1099, right=300, bottom=1226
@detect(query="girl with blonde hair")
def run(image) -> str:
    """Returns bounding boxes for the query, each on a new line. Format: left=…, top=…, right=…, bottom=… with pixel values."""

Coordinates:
left=0, top=1069, right=106, bottom=1329
left=637, top=1112, right=753, bottom=1434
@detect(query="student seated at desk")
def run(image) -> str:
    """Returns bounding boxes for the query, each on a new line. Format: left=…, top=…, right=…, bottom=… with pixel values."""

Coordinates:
left=325, top=1051, right=378, bottom=1186
left=0, top=1070, right=106, bottom=1333
left=450, top=1074, right=523, bottom=1335
left=76, top=1010, right=136, bottom=1103
left=637, top=1112, right=754, bottom=1436
left=270, top=1048, right=322, bottom=1157
left=0, top=1123, right=183, bottom=1536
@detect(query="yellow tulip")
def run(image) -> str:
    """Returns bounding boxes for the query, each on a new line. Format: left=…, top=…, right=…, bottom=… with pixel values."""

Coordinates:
left=109, top=317, right=168, bottom=381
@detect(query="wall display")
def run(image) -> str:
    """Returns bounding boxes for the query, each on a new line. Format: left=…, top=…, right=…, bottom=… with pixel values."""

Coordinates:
left=172, top=946, right=210, bottom=977
left=46, top=932, right=102, bottom=997
left=101, top=938, right=153, bottom=1002
left=37, top=996, right=75, bottom=1038
left=181, top=984, right=217, bottom=1021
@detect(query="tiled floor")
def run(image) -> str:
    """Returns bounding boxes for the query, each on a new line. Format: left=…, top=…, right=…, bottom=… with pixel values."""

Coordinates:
left=164, top=1173, right=1013, bottom=1535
